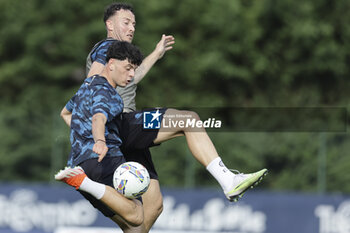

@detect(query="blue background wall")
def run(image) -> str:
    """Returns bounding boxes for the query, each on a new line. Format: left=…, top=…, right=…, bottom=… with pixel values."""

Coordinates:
left=0, top=184, right=349, bottom=233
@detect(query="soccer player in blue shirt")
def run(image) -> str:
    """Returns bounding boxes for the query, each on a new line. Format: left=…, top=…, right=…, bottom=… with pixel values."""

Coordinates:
left=56, top=41, right=146, bottom=232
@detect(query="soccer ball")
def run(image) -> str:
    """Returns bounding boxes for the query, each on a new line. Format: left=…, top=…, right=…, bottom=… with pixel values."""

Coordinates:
left=113, top=161, right=150, bottom=199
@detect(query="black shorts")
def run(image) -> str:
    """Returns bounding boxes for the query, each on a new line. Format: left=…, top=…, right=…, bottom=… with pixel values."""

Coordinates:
left=123, top=148, right=158, bottom=180
left=119, top=108, right=167, bottom=150
left=78, top=156, right=125, bottom=218
left=119, top=108, right=167, bottom=180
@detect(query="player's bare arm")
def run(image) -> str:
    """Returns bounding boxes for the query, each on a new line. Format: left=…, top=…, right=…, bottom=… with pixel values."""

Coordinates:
left=87, top=35, right=174, bottom=83
left=91, top=112, right=108, bottom=162
left=60, top=106, right=72, bottom=127
left=87, top=61, right=105, bottom=78
left=134, top=34, right=175, bottom=84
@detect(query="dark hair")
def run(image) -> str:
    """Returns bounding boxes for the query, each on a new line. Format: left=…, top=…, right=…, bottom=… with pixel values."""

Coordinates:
left=106, top=41, right=143, bottom=66
left=103, top=3, right=134, bottom=23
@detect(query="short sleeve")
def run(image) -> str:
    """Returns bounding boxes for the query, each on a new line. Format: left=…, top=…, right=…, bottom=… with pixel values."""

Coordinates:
left=90, top=41, right=115, bottom=65
left=65, top=96, right=75, bottom=112
left=91, top=87, right=123, bottom=121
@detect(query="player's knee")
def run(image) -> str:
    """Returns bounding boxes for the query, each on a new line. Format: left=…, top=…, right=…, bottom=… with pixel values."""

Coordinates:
left=144, top=194, right=163, bottom=218
left=166, top=109, right=200, bottom=120
left=164, top=109, right=201, bottom=133
left=181, top=110, right=201, bottom=130
left=132, top=216, right=144, bottom=227
left=126, top=209, right=144, bottom=227
left=153, top=195, right=163, bottom=217
left=157, top=202, right=164, bottom=217
left=122, top=200, right=144, bottom=227
left=144, top=196, right=163, bottom=231
left=186, top=110, right=200, bottom=121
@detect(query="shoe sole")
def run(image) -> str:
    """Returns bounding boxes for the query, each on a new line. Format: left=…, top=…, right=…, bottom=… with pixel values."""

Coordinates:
left=228, top=169, right=268, bottom=202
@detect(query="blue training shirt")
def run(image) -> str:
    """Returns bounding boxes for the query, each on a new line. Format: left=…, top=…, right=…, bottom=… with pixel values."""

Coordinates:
left=86, top=38, right=116, bottom=74
left=66, top=75, right=124, bottom=167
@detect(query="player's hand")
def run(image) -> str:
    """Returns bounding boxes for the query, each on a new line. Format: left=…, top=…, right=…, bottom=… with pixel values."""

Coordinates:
left=155, top=34, right=175, bottom=59
left=93, top=140, right=108, bottom=162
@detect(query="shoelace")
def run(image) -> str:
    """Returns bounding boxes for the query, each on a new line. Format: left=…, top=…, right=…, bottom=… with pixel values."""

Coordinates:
left=230, top=169, right=244, bottom=175
left=229, top=169, right=248, bottom=180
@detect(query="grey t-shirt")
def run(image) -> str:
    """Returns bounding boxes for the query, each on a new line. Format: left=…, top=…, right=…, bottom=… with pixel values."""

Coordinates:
left=116, top=82, right=137, bottom=113
left=86, top=38, right=137, bottom=112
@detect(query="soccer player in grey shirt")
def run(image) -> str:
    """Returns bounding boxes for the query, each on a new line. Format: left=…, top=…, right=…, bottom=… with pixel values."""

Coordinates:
left=85, top=3, right=174, bottom=231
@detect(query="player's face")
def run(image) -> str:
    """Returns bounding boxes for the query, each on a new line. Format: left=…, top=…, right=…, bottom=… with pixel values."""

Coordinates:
left=109, top=9, right=136, bottom=42
left=110, top=59, right=137, bottom=87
